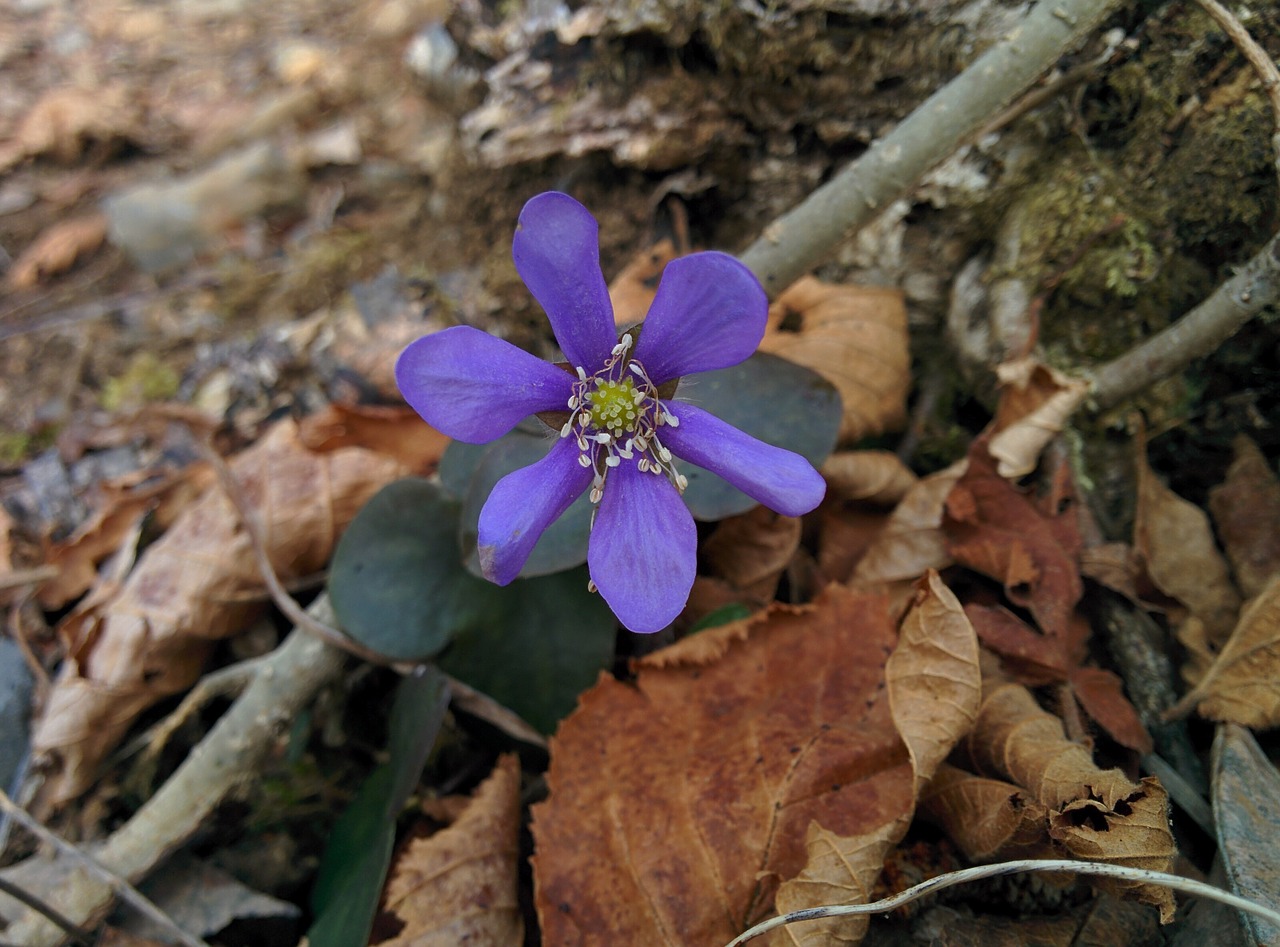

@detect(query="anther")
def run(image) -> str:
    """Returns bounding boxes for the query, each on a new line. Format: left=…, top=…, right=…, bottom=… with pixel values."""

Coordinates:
left=578, top=454, right=592, bottom=468
left=575, top=366, right=588, bottom=381
left=560, top=421, right=572, bottom=437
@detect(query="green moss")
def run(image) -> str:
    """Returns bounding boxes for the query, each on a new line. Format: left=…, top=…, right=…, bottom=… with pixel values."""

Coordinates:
left=0, top=430, right=32, bottom=467
left=100, top=352, right=181, bottom=412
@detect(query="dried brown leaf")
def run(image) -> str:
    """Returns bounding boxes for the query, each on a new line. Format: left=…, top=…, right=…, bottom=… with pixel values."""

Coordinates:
left=852, top=461, right=964, bottom=586
left=1068, top=666, right=1152, bottom=754
left=1208, top=436, right=1280, bottom=599
left=820, top=451, right=917, bottom=506
left=761, top=277, right=910, bottom=442
left=986, top=358, right=1088, bottom=479
left=1135, top=440, right=1241, bottom=647
left=814, top=503, right=887, bottom=584
left=297, top=402, right=449, bottom=474
left=919, top=764, right=1048, bottom=862
left=1182, top=573, right=1280, bottom=728
left=967, top=681, right=1176, bottom=921
left=702, top=505, right=802, bottom=601
left=380, top=755, right=523, bottom=946
left=768, top=572, right=980, bottom=946
left=0, top=83, right=143, bottom=171
left=532, top=584, right=912, bottom=945
left=7, top=213, right=108, bottom=290
left=888, top=572, right=981, bottom=793
left=30, top=419, right=404, bottom=807
left=944, top=443, right=1083, bottom=641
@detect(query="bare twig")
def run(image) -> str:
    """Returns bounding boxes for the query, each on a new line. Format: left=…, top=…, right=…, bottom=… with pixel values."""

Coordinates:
left=0, top=876, right=93, bottom=946
left=722, top=858, right=1280, bottom=946
left=1088, top=229, right=1280, bottom=410
left=0, top=789, right=210, bottom=947
left=2, top=603, right=347, bottom=946
left=739, top=0, right=1127, bottom=297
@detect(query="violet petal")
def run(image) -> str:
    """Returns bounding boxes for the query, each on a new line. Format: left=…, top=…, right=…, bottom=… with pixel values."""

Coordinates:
left=631, top=252, right=768, bottom=384
left=396, top=326, right=574, bottom=443
left=659, top=400, right=826, bottom=517
left=512, top=192, right=618, bottom=370
left=588, top=459, right=696, bottom=633
left=477, top=436, right=594, bottom=585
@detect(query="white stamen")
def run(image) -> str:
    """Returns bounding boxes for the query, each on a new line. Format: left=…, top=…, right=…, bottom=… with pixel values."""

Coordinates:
left=638, top=458, right=650, bottom=472
left=676, top=474, right=688, bottom=491
left=560, top=421, right=572, bottom=437
left=576, top=366, right=588, bottom=381
left=578, top=454, right=591, bottom=468
left=593, top=432, right=612, bottom=445
left=576, top=434, right=589, bottom=451
left=658, top=446, right=672, bottom=463
left=663, top=408, right=679, bottom=427
left=568, top=395, right=579, bottom=409
left=605, top=454, right=620, bottom=468
left=587, top=579, right=597, bottom=593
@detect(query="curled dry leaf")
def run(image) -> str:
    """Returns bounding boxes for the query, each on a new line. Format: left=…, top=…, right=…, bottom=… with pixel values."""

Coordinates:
left=7, top=213, right=108, bottom=290
left=919, top=765, right=1048, bottom=863
left=760, top=277, right=910, bottom=442
left=986, top=358, right=1088, bottom=479
left=702, top=505, right=802, bottom=602
left=851, top=461, right=964, bottom=587
left=1134, top=438, right=1241, bottom=649
left=378, top=755, right=523, bottom=946
left=40, top=468, right=212, bottom=610
left=1177, top=573, right=1280, bottom=728
left=30, top=419, right=404, bottom=808
left=1208, top=436, right=1280, bottom=599
left=532, top=584, right=912, bottom=945
left=297, top=402, right=450, bottom=475
left=967, top=681, right=1176, bottom=921
left=769, top=572, right=981, bottom=946
left=820, top=451, right=917, bottom=506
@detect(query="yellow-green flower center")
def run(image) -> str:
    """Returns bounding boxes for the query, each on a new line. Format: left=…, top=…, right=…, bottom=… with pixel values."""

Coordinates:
left=587, top=378, right=640, bottom=434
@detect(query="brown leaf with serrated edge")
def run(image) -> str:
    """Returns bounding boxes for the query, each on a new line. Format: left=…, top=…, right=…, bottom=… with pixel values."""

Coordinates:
left=532, top=584, right=911, bottom=945
left=1179, top=573, right=1280, bottom=728
left=760, top=277, right=909, bottom=442
left=703, top=505, right=802, bottom=601
left=1069, top=666, right=1152, bottom=754
left=768, top=572, right=980, bottom=946
left=379, top=755, right=523, bottom=946
left=8, top=213, right=107, bottom=289
left=30, top=420, right=403, bottom=808
left=1135, top=433, right=1240, bottom=649
left=968, top=680, right=1176, bottom=921
left=820, top=451, right=917, bottom=506
left=297, top=402, right=449, bottom=475
left=1208, top=436, right=1280, bottom=599
left=852, top=461, right=963, bottom=586
left=986, top=358, right=1088, bottom=479
left=944, top=442, right=1083, bottom=641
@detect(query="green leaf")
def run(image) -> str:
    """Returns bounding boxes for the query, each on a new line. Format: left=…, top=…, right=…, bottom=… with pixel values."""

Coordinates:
left=440, top=567, right=614, bottom=733
left=329, top=479, right=499, bottom=661
left=679, top=352, right=841, bottom=520
left=308, top=669, right=449, bottom=947
left=687, top=602, right=753, bottom=633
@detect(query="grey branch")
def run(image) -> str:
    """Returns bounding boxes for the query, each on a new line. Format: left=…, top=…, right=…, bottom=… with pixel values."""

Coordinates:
left=3, top=600, right=347, bottom=946
left=740, top=0, right=1127, bottom=297
left=1088, top=229, right=1280, bottom=411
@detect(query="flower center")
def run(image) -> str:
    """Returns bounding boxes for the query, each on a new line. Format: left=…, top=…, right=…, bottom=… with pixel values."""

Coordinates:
left=559, top=333, right=686, bottom=504
left=587, top=378, right=641, bottom=434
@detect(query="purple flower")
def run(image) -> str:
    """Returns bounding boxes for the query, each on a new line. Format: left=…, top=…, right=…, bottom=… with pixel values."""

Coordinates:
left=396, top=191, right=826, bottom=633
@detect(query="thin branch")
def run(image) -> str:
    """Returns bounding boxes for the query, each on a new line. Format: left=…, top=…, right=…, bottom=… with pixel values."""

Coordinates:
left=1087, top=229, right=1280, bottom=410
left=0, top=789, right=210, bottom=947
left=739, top=0, right=1127, bottom=297
left=1, top=603, right=347, bottom=946
left=0, top=875, right=93, bottom=947
left=723, top=858, right=1280, bottom=946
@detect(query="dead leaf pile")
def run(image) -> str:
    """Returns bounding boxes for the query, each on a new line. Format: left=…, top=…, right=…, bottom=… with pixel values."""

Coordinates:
left=30, top=419, right=408, bottom=808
